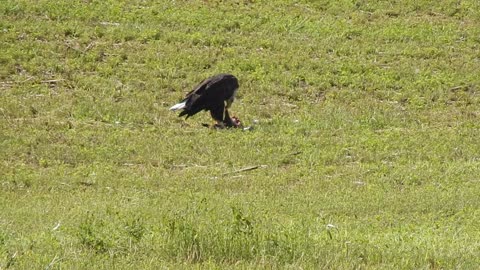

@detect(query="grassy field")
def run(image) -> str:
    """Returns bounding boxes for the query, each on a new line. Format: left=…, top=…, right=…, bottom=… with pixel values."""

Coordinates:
left=2, top=0, right=480, bottom=268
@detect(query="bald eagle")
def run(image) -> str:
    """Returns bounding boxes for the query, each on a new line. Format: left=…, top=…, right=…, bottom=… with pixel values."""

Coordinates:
left=169, top=73, right=241, bottom=128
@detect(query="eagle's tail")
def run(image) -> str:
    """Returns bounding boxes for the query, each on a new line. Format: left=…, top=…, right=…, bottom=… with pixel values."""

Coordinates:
left=169, top=101, right=187, bottom=111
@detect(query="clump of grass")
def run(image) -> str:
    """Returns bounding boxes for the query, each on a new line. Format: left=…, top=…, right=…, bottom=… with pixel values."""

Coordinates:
left=160, top=204, right=320, bottom=266
left=75, top=211, right=148, bottom=257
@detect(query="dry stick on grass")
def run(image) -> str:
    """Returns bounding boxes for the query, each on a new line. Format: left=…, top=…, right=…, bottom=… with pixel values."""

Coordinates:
left=84, top=42, right=96, bottom=52
left=222, top=165, right=267, bottom=176
left=1, top=76, right=35, bottom=85
left=221, top=152, right=300, bottom=176
left=65, top=41, right=96, bottom=54
left=449, top=85, right=468, bottom=92
left=41, top=79, right=64, bottom=84
left=1, top=77, right=64, bottom=85
left=450, top=85, right=465, bottom=91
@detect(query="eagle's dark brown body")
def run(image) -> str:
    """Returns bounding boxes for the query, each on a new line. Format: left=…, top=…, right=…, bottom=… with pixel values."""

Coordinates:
left=170, top=74, right=239, bottom=127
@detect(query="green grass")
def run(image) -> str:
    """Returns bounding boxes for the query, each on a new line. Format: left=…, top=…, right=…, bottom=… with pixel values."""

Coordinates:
left=1, top=0, right=480, bottom=268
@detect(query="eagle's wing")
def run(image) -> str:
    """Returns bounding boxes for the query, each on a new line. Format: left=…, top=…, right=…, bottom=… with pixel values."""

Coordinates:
left=209, top=102, right=225, bottom=123
left=184, top=77, right=211, bottom=98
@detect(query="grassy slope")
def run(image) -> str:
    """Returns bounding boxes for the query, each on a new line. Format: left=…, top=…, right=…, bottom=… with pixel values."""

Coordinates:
left=1, top=0, right=480, bottom=268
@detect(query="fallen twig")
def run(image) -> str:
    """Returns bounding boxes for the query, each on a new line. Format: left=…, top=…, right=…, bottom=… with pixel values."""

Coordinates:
left=100, top=21, right=120, bottom=26
left=450, top=85, right=466, bottom=91
left=41, top=79, right=64, bottom=84
left=1, top=76, right=34, bottom=85
left=222, top=165, right=266, bottom=176
left=84, top=42, right=96, bottom=52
